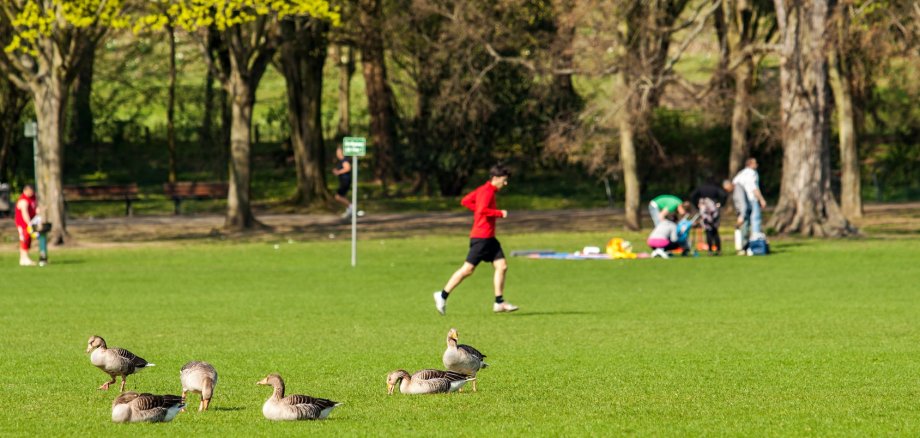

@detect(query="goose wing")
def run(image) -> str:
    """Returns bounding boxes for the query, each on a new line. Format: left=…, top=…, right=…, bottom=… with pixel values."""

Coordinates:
left=282, top=394, right=339, bottom=420
left=458, top=344, right=486, bottom=361
left=111, top=347, right=149, bottom=369
left=181, top=361, right=216, bottom=374
left=412, top=369, right=464, bottom=380
left=130, top=393, right=184, bottom=422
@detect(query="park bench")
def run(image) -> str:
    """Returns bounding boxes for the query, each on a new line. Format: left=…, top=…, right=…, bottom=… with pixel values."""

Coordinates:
left=63, top=183, right=140, bottom=216
left=163, top=182, right=228, bottom=214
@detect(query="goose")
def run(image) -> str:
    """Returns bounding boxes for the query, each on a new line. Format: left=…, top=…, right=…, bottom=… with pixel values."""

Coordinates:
left=86, top=335, right=154, bottom=391
left=256, top=373, right=340, bottom=420
left=386, top=369, right=474, bottom=395
left=180, top=361, right=218, bottom=411
left=111, top=392, right=185, bottom=423
left=442, top=328, right=488, bottom=392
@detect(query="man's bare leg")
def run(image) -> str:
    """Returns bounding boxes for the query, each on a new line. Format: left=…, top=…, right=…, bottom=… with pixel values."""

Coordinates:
left=491, top=258, right=518, bottom=312
left=445, top=262, right=476, bottom=293
left=434, top=262, right=475, bottom=315
left=492, top=258, right=507, bottom=297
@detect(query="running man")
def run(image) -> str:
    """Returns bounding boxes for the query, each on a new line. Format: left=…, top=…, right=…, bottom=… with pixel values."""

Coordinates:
left=332, top=146, right=360, bottom=218
left=14, top=185, right=38, bottom=266
left=434, top=164, right=519, bottom=315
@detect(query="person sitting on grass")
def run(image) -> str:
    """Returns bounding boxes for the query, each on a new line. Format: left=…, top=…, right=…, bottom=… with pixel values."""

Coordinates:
left=646, top=212, right=689, bottom=258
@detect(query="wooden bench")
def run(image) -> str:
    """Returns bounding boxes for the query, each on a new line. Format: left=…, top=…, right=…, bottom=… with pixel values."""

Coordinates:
left=63, top=184, right=140, bottom=216
left=164, top=182, right=228, bottom=214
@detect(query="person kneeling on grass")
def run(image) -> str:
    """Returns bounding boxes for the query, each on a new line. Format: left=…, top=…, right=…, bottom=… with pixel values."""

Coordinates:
left=647, top=212, right=689, bottom=259
left=433, top=164, right=519, bottom=315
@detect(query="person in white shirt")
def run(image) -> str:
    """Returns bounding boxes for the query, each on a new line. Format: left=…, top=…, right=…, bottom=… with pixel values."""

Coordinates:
left=732, top=158, right=768, bottom=246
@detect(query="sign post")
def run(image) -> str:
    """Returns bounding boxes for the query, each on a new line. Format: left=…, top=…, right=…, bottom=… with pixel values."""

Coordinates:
left=342, top=137, right=366, bottom=267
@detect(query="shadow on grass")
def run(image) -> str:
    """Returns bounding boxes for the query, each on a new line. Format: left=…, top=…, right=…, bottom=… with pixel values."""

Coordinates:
left=46, top=259, right=86, bottom=265
left=211, top=406, right=245, bottom=412
left=507, top=311, right=594, bottom=317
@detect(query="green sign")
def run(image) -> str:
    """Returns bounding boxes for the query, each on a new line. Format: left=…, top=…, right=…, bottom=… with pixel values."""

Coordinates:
left=343, top=137, right=366, bottom=157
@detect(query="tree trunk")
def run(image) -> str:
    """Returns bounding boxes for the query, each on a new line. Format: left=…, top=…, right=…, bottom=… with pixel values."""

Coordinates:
left=69, top=43, right=95, bottom=151
left=828, top=10, right=862, bottom=220
left=336, top=44, right=355, bottom=139
left=201, top=66, right=214, bottom=146
left=728, top=56, right=753, bottom=177
left=359, top=0, right=398, bottom=193
left=32, top=80, right=69, bottom=244
left=219, top=84, right=231, bottom=179
left=619, top=112, right=640, bottom=231
left=768, top=0, right=852, bottom=236
left=166, top=24, right=178, bottom=184
left=279, top=19, right=330, bottom=205
left=225, top=71, right=256, bottom=229
left=0, top=82, right=27, bottom=182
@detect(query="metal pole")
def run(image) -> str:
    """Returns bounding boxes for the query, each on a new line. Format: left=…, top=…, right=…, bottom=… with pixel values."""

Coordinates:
left=351, top=155, right=357, bottom=267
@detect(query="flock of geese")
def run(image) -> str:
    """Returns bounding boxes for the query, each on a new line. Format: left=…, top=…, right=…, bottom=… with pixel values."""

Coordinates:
left=86, top=328, right=488, bottom=423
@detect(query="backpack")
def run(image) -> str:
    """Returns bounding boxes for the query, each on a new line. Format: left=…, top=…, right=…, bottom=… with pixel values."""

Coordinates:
left=749, top=239, right=770, bottom=255
left=676, top=219, right=694, bottom=243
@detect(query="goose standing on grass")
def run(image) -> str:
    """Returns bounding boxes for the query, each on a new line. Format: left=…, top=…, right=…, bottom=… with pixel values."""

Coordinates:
left=111, top=392, right=185, bottom=423
left=386, top=369, right=474, bottom=395
left=442, top=328, right=488, bottom=392
left=86, top=335, right=154, bottom=391
left=180, top=361, right=218, bottom=411
left=256, top=373, right=340, bottom=420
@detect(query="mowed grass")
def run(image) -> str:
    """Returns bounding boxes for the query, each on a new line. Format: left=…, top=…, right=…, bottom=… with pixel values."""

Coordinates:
left=2, top=233, right=919, bottom=436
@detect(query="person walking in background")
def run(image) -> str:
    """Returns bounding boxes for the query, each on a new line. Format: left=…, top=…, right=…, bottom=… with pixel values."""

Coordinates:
left=14, top=185, right=37, bottom=266
left=332, top=146, right=363, bottom=218
left=648, top=194, right=688, bottom=226
left=726, top=179, right=750, bottom=254
left=433, top=164, right=519, bottom=315
left=689, top=181, right=730, bottom=255
left=732, top=158, right=767, bottom=250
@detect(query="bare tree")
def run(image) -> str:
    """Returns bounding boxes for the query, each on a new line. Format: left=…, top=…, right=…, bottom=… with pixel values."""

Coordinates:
left=357, top=0, right=399, bottom=194
left=718, top=0, right=775, bottom=177
left=768, top=0, right=852, bottom=236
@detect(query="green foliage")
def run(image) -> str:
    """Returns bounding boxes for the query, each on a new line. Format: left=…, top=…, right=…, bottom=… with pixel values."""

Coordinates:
left=2, top=234, right=920, bottom=434
left=3, top=0, right=129, bottom=55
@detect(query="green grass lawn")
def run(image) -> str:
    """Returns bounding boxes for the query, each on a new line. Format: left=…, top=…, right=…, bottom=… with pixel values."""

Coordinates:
left=2, top=233, right=919, bottom=436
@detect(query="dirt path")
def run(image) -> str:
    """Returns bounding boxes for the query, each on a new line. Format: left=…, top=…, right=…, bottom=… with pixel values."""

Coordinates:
left=1, top=202, right=917, bottom=248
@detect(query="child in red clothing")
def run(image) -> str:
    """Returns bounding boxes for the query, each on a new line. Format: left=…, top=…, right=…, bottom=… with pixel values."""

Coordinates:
left=433, top=164, right=519, bottom=315
left=14, top=185, right=38, bottom=266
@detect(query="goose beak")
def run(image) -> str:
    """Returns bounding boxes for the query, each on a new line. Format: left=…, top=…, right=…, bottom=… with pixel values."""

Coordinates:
left=386, top=383, right=394, bottom=395
left=85, top=345, right=92, bottom=353
left=256, top=378, right=267, bottom=385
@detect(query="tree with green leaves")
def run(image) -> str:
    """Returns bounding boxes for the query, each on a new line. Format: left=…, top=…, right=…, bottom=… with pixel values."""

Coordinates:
left=162, top=0, right=338, bottom=229
left=0, top=0, right=130, bottom=244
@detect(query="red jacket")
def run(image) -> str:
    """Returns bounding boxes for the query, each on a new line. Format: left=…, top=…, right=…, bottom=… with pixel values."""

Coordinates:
left=461, top=182, right=503, bottom=238
left=14, top=194, right=37, bottom=228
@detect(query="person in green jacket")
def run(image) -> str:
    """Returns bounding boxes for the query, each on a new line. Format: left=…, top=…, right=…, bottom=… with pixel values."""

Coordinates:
left=649, top=194, right=689, bottom=226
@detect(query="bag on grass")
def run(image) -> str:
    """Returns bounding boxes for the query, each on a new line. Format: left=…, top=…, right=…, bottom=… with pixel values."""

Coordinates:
left=749, top=239, right=769, bottom=255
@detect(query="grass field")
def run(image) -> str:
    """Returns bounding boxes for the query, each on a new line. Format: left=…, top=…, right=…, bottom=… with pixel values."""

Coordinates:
left=2, top=232, right=919, bottom=436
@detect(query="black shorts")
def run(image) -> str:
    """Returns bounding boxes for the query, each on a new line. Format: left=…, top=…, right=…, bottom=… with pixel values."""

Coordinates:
left=466, top=238, right=505, bottom=266
left=336, top=178, right=351, bottom=197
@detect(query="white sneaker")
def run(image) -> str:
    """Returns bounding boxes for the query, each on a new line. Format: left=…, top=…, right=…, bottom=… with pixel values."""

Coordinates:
left=341, top=207, right=352, bottom=219
left=651, top=248, right=669, bottom=259
left=433, top=292, right=446, bottom=315
left=357, top=210, right=365, bottom=217
left=746, top=249, right=754, bottom=256
left=19, top=260, right=36, bottom=267
left=493, top=301, right=519, bottom=313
